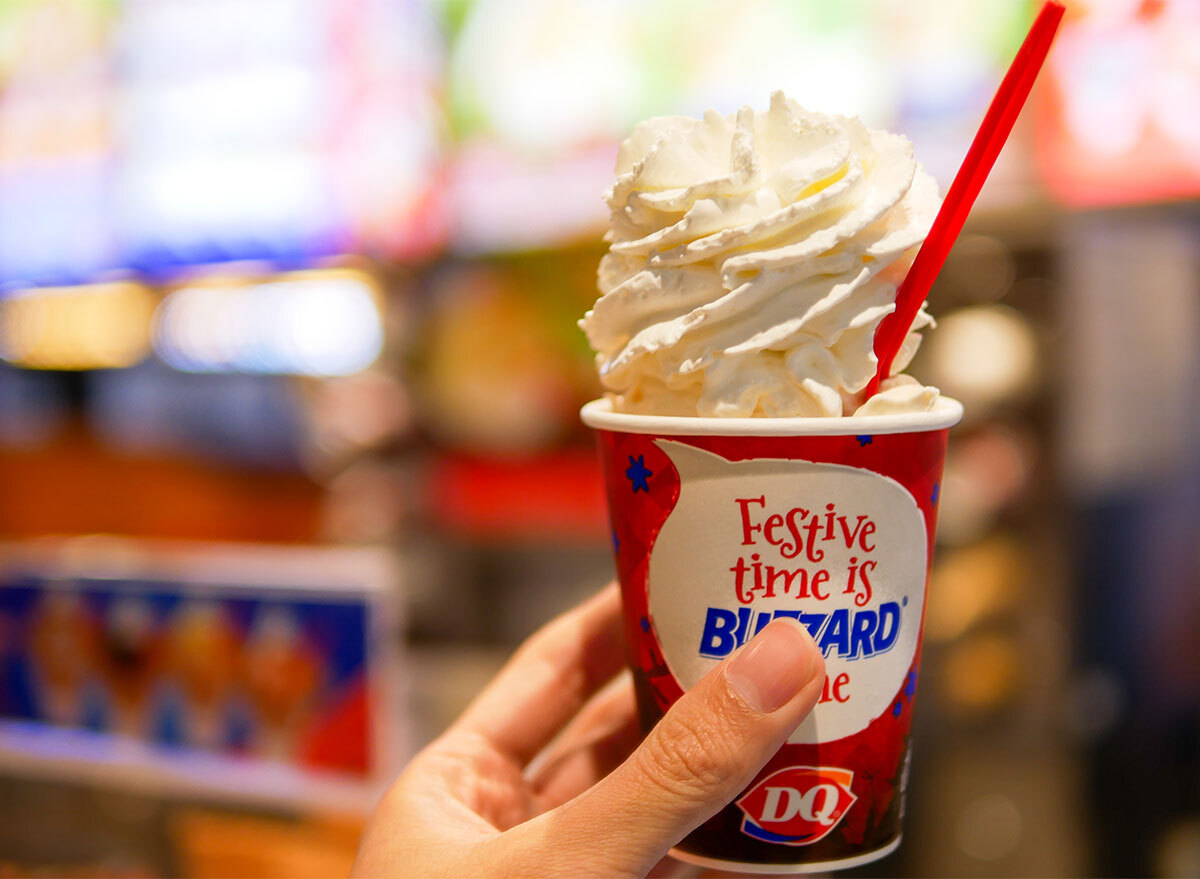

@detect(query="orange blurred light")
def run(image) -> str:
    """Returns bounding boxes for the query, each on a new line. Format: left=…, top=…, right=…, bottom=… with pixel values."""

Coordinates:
left=0, top=281, right=156, bottom=370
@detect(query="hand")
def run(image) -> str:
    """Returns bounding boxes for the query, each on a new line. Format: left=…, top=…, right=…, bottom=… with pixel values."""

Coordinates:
left=353, top=583, right=825, bottom=878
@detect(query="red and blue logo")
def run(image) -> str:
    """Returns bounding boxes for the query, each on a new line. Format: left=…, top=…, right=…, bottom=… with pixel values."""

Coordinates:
left=735, top=766, right=858, bottom=845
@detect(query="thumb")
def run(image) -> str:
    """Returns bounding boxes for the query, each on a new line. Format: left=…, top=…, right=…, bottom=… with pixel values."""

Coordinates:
left=524, top=617, right=825, bottom=877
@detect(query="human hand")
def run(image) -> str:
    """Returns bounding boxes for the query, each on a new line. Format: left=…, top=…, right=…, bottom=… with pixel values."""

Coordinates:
left=353, top=583, right=825, bottom=878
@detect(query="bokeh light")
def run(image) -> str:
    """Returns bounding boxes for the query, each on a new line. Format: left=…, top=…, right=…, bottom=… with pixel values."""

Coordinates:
left=153, top=269, right=384, bottom=377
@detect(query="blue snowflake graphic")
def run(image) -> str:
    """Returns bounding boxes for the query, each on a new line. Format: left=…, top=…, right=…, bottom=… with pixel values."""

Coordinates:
left=625, top=455, right=652, bottom=493
left=856, top=435, right=873, bottom=447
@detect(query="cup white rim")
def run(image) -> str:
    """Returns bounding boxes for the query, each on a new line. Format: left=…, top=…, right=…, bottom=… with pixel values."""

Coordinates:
left=580, top=396, right=963, bottom=436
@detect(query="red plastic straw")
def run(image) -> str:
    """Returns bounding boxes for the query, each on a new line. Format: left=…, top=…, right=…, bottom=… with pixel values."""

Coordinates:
left=865, top=0, right=1065, bottom=398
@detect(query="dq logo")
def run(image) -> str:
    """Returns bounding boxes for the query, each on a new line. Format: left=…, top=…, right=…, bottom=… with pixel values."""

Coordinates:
left=735, top=766, right=857, bottom=845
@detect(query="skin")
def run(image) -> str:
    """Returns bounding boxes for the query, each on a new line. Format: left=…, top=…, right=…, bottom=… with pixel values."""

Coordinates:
left=354, top=584, right=825, bottom=879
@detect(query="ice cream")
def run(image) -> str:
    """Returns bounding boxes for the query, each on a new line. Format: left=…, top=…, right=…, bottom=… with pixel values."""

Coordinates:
left=580, top=91, right=942, bottom=418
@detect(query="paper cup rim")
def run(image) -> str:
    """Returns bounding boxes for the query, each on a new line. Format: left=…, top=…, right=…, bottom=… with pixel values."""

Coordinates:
left=580, top=396, right=963, bottom=436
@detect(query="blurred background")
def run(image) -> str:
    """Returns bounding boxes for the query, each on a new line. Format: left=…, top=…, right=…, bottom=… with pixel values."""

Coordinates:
left=0, top=0, right=1197, bottom=876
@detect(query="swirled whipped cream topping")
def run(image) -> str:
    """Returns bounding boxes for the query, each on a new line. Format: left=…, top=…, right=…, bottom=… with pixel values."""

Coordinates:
left=580, top=91, right=941, bottom=418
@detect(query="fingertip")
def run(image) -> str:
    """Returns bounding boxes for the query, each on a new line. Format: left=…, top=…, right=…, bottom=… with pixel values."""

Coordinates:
left=771, top=616, right=826, bottom=680
left=724, top=618, right=824, bottom=715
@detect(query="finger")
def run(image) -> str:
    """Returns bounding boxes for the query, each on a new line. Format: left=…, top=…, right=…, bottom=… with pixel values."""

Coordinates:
left=528, top=673, right=641, bottom=810
left=452, top=583, right=626, bottom=766
left=525, top=671, right=635, bottom=777
left=515, top=618, right=825, bottom=877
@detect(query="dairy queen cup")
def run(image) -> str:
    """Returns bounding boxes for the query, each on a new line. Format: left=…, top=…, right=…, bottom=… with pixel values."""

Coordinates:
left=582, top=395, right=963, bottom=874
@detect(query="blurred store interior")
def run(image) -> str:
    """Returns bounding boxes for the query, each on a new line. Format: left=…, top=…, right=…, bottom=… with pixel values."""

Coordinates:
left=1, top=0, right=1198, bottom=876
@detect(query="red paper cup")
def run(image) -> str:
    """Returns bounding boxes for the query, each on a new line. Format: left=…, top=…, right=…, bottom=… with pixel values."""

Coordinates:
left=582, top=397, right=963, bottom=874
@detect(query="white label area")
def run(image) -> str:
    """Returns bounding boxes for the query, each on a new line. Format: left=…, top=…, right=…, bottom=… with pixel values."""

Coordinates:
left=648, top=441, right=927, bottom=744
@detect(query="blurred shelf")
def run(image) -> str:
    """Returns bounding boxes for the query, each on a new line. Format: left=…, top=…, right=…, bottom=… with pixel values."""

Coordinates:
left=0, top=430, right=322, bottom=542
left=0, top=720, right=382, bottom=815
left=173, top=808, right=362, bottom=879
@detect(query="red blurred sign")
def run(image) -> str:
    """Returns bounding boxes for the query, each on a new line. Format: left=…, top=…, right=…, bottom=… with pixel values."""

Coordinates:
left=1035, top=1, right=1200, bottom=207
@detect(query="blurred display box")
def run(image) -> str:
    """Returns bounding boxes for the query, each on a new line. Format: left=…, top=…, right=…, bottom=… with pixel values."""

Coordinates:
left=0, top=537, right=406, bottom=814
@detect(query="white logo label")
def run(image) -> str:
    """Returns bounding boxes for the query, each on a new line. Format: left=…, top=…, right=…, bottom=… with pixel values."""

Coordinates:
left=647, top=441, right=927, bottom=743
left=760, top=785, right=842, bottom=825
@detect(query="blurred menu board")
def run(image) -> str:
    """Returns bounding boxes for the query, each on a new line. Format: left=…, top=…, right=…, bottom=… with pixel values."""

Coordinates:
left=114, top=0, right=446, bottom=269
left=1035, top=0, right=1200, bottom=207
left=443, top=0, right=1029, bottom=251
left=1, top=0, right=1070, bottom=273
left=0, top=0, right=118, bottom=284
left=0, top=540, right=403, bottom=811
left=0, top=0, right=445, bottom=285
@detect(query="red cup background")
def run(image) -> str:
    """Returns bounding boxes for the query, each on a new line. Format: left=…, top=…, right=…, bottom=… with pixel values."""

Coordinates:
left=595, top=425, right=950, bottom=870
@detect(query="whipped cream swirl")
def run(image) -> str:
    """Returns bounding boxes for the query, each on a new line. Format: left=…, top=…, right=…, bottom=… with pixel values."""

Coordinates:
left=581, top=91, right=941, bottom=417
